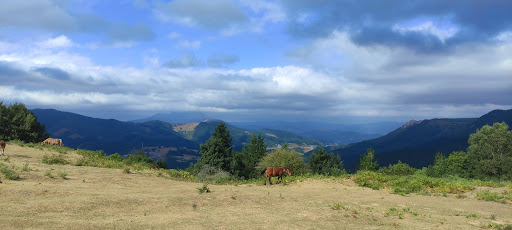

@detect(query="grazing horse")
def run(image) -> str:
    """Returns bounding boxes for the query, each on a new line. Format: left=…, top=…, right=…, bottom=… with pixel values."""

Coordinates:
left=0, top=140, right=5, bottom=156
left=42, top=138, right=63, bottom=146
left=261, top=167, right=292, bottom=185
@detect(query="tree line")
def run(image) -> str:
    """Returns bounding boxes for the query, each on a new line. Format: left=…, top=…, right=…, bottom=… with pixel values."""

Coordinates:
left=2, top=101, right=509, bottom=181
left=188, top=121, right=512, bottom=181
left=0, top=102, right=49, bottom=142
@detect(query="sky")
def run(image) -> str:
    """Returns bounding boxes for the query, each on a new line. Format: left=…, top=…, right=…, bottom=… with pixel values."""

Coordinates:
left=0, top=0, right=511, bottom=123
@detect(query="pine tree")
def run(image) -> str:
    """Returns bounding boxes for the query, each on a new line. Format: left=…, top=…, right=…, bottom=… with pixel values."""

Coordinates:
left=243, top=134, right=267, bottom=178
left=197, top=122, right=233, bottom=172
left=309, top=147, right=345, bottom=176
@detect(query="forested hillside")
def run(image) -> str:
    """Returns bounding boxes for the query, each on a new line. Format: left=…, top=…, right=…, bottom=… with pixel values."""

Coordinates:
left=328, top=109, right=512, bottom=171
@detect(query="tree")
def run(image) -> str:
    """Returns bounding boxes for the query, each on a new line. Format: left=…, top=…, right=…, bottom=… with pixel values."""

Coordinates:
left=357, top=148, right=379, bottom=171
left=0, top=102, right=49, bottom=142
left=156, top=160, right=168, bottom=169
left=426, top=151, right=469, bottom=178
left=230, top=134, right=267, bottom=179
left=467, top=122, right=512, bottom=180
left=244, top=134, right=267, bottom=177
left=197, top=122, right=233, bottom=172
left=257, top=148, right=307, bottom=175
left=308, top=147, right=345, bottom=176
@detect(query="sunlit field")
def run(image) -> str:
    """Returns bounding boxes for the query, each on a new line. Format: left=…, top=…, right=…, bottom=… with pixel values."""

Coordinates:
left=1, top=144, right=511, bottom=229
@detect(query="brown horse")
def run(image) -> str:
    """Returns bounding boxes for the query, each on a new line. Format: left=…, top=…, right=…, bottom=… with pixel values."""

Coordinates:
left=0, top=140, right=6, bottom=156
left=262, top=167, right=291, bottom=185
left=41, top=138, right=63, bottom=146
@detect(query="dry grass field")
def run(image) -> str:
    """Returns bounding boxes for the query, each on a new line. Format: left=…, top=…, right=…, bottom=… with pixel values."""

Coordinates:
left=1, top=144, right=511, bottom=229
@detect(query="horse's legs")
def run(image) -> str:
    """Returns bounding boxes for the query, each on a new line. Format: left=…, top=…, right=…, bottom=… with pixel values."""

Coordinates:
left=264, top=175, right=267, bottom=185
left=269, top=176, right=273, bottom=185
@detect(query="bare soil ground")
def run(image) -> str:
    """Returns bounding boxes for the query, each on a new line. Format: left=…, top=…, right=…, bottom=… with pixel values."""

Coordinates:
left=1, top=145, right=511, bottom=229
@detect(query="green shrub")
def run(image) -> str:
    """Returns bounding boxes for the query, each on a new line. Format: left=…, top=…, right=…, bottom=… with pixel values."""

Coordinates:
left=21, top=162, right=30, bottom=171
left=123, top=167, right=131, bottom=174
left=74, top=149, right=124, bottom=169
left=58, top=171, right=68, bottom=179
left=309, top=147, right=346, bottom=176
left=42, top=154, right=68, bottom=165
left=124, top=151, right=155, bottom=168
left=167, top=169, right=194, bottom=181
left=197, top=183, right=211, bottom=194
left=45, top=170, right=54, bottom=179
left=357, top=148, right=379, bottom=172
left=108, top=153, right=124, bottom=162
left=257, top=148, right=308, bottom=175
left=477, top=190, right=511, bottom=203
left=353, top=170, right=388, bottom=190
left=426, top=151, right=470, bottom=178
left=156, top=160, right=168, bottom=169
left=379, top=161, right=417, bottom=176
left=0, top=163, right=19, bottom=180
left=196, top=165, right=232, bottom=183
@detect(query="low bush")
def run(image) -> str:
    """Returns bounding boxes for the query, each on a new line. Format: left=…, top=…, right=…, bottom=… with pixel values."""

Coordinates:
left=379, top=161, right=417, bottom=176
left=42, top=154, right=68, bottom=165
left=75, top=149, right=124, bottom=169
left=124, top=151, right=155, bottom=168
left=59, top=171, right=68, bottom=179
left=197, top=183, right=211, bottom=194
left=0, top=163, right=19, bottom=180
left=477, top=190, right=511, bottom=203
left=196, top=165, right=232, bottom=184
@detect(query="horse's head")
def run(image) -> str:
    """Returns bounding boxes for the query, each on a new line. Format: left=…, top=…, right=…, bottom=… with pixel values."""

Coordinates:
left=285, top=167, right=291, bottom=176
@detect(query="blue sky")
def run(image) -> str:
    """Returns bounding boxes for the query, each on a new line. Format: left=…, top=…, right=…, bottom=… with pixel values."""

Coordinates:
left=1, top=0, right=511, bottom=122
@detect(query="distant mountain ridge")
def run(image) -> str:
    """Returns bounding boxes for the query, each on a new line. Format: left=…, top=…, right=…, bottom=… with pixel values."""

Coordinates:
left=32, top=109, right=200, bottom=169
left=326, top=109, right=512, bottom=171
left=32, top=109, right=324, bottom=169
left=131, top=112, right=209, bottom=124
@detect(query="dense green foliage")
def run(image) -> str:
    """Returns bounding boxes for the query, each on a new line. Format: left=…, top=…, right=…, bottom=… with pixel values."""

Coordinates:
left=378, top=161, right=417, bottom=176
left=425, top=122, right=512, bottom=180
left=357, top=148, right=379, bottom=171
left=257, top=147, right=308, bottom=175
left=231, top=134, right=267, bottom=178
left=467, top=122, right=512, bottom=180
left=197, top=122, right=233, bottom=172
left=124, top=151, right=156, bottom=168
left=426, top=151, right=469, bottom=178
left=309, top=147, right=345, bottom=176
left=0, top=102, right=49, bottom=142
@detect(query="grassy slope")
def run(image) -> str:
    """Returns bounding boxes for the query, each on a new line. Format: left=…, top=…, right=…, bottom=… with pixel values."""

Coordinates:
left=1, top=145, right=511, bottom=229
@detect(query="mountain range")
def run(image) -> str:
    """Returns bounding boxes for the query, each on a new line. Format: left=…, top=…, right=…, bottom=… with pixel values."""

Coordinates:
left=130, top=112, right=209, bottom=124
left=31, top=108, right=512, bottom=171
left=324, top=109, right=512, bottom=171
left=31, top=109, right=323, bottom=169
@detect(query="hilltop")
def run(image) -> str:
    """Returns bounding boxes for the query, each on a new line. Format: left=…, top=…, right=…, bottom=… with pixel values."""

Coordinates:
left=1, top=144, right=511, bottom=229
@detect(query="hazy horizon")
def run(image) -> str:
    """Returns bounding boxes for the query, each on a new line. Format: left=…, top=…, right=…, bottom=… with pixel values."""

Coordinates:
left=2, top=1, right=511, bottom=123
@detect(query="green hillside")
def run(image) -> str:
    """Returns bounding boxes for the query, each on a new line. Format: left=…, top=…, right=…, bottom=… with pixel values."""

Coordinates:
left=327, top=109, right=512, bottom=171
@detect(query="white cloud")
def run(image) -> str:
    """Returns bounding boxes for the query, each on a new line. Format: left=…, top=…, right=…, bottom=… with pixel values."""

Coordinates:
left=167, top=32, right=181, bottom=39
left=177, top=40, right=201, bottom=49
left=0, top=33, right=511, bottom=121
left=37, top=35, right=74, bottom=49
left=393, top=20, right=458, bottom=43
